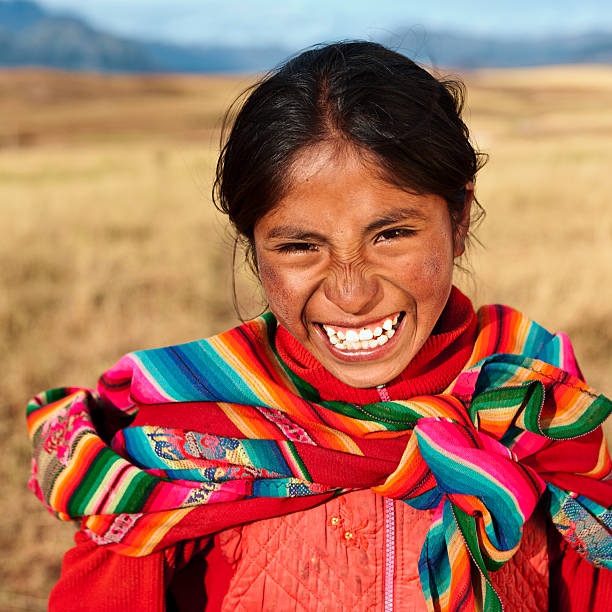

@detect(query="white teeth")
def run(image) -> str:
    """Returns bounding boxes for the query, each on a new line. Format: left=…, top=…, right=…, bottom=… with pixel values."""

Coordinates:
left=345, top=329, right=359, bottom=343
left=359, top=328, right=373, bottom=341
left=324, top=313, right=402, bottom=352
left=332, top=332, right=394, bottom=352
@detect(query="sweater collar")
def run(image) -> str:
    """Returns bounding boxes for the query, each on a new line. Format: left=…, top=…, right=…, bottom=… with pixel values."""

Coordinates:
left=275, top=286, right=477, bottom=404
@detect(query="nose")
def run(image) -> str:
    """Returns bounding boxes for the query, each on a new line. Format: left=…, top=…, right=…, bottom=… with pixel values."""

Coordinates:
left=323, top=264, right=381, bottom=315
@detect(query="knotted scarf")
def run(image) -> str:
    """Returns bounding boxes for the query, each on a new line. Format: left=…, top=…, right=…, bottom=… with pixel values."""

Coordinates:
left=27, top=303, right=612, bottom=612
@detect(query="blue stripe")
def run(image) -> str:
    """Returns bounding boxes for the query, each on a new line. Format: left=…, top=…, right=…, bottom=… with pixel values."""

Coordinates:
left=134, top=339, right=269, bottom=405
left=241, top=439, right=292, bottom=475
left=180, top=341, right=260, bottom=404
left=123, top=429, right=170, bottom=470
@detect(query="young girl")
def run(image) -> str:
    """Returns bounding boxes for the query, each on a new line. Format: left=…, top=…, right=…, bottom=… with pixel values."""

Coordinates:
left=28, top=41, right=611, bottom=611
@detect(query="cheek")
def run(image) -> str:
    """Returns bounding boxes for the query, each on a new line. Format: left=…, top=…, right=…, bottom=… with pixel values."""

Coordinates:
left=400, top=246, right=450, bottom=282
left=420, top=232, right=455, bottom=279
left=257, top=256, right=279, bottom=289
left=393, top=241, right=454, bottom=302
left=422, top=252, right=443, bottom=278
left=257, top=258, right=303, bottom=326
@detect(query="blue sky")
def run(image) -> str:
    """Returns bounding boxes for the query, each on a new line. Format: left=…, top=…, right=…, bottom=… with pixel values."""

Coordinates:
left=37, top=0, right=612, bottom=48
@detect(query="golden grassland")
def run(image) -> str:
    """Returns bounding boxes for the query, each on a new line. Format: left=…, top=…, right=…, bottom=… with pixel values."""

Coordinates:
left=1, top=64, right=611, bottom=609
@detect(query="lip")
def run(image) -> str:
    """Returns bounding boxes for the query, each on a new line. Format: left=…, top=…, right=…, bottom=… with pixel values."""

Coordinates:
left=313, top=312, right=406, bottom=363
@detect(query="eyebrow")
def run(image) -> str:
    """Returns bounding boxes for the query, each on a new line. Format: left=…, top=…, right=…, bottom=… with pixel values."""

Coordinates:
left=363, top=206, right=429, bottom=233
left=264, top=206, right=429, bottom=241
left=264, top=227, right=328, bottom=241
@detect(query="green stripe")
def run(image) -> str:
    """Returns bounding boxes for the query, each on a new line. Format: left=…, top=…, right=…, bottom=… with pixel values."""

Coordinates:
left=471, top=382, right=544, bottom=431
left=283, top=441, right=312, bottom=481
left=116, top=471, right=159, bottom=513
left=451, top=504, right=503, bottom=612
left=27, top=387, right=72, bottom=417
left=469, top=384, right=532, bottom=423
left=545, top=394, right=612, bottom=439
left=68, top=448, right=121, bottom=515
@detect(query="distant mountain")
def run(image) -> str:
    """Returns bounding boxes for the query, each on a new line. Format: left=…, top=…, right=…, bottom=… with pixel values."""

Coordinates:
left=143, top=40, right=290, bottom=74
left=0, top=0, right=43, bottom=30
left=385, top=28, right=612, bottom=68
left=0, top=0, right=158, bottom=71
left=0, top=0, right=290, bottom=72
left=1, top=0, right=611, bottom=73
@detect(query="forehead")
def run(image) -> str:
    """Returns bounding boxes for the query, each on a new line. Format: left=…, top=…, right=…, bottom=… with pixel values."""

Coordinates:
left=287, top=143, right=391, bottom=193
left=256, top=144, right=447, bottom=233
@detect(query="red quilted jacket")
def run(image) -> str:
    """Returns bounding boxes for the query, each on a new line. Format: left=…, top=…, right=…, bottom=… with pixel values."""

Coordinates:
left=214, top=490, right=550, bottom=611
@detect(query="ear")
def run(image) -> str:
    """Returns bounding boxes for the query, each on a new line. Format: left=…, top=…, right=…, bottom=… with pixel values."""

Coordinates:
left=453, top=181, right=474, bottom=258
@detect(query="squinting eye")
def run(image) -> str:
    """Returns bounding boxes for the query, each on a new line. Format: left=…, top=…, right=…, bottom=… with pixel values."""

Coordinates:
left=277, top=243, right=319, bottom=253
left=375, top=228, right=416, bottom=242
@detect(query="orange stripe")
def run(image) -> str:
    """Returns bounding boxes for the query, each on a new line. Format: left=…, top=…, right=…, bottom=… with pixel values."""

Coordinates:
left=125, top=508, right=191, bottom=555
left=27, top=392, right=82, bottom=436
left=50, top=434, right=104, bottom=510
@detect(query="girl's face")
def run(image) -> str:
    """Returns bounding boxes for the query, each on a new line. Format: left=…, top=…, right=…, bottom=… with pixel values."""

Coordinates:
left=254, top=145, right=471, bottom=388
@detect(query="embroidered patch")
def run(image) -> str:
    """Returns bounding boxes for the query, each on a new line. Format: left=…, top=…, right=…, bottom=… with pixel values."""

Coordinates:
left=85, top=513, right=143, bottom=545
left=257, top=406, right=316, bottom=444
left=41, top=402, right=90, bottom=466
left=328, top=497, right=374, bottom=549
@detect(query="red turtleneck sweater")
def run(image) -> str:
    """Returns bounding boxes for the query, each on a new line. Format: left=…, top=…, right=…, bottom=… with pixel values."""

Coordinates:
left=48, top=288, right=609, bottom=611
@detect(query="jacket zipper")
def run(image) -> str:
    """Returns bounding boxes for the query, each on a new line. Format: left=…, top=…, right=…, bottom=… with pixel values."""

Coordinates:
left=383, top=497, right=396, bottom=612
left=377, top=384, right=395, bottom=612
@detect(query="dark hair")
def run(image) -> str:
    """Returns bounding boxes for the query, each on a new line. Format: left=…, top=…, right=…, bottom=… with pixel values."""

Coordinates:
left=213, top=41, right=486, bottom=272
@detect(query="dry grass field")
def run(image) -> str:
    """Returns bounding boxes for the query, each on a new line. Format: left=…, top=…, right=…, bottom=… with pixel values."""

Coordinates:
left=1, top=64, right=611, bottom=610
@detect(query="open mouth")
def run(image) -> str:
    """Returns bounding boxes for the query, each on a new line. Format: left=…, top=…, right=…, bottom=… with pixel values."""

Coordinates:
left=319, top=312, right=404, bottom=352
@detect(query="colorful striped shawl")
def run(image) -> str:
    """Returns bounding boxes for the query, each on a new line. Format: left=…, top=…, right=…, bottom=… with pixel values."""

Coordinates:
left=28, top=304, right=612, bottom=612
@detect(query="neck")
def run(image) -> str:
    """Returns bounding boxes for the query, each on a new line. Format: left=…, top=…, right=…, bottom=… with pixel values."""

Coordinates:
left=275, top=286, right=477, bottom=404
